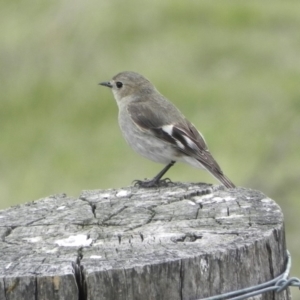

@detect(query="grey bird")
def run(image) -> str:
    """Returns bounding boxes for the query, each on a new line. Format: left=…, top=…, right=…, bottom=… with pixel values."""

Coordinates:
left=99, top=71, right=235, bottom=188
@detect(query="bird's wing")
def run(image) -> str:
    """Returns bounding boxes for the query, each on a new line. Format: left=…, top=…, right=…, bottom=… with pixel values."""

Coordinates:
left=127, top=101, right=222, bottom=173
left=171, top=121, right=235, bottom=188
left=127, top=101, right=235, bottom=188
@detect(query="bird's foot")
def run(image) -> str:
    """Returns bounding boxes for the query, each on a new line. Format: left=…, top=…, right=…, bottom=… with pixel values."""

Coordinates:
left=133, top=178, right=172, bottom=188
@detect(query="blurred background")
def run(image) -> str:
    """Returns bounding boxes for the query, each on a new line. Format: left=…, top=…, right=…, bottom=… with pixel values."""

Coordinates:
left=1, top=0, right=299, bottom=296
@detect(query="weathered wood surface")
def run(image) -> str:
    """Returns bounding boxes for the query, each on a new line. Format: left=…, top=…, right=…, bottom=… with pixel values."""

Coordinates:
left=0, top=182, right=290, bottom=300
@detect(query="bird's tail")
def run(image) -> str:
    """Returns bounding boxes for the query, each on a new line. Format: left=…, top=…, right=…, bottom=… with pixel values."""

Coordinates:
left=193, top=155, right=236, bottom=188
left=211, top=171, right=235, bottom=188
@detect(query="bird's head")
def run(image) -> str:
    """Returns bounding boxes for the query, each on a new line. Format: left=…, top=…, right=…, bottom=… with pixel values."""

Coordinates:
left=99, top=71, right=155, bottom=103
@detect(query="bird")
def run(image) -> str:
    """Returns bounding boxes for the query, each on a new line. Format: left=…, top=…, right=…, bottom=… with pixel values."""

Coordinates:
left=99, top=71, right=235, bottom=188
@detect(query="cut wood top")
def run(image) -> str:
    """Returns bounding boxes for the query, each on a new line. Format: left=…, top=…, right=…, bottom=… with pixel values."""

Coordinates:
left=0, top=182, right=284, bottom=273
left=0, top=182, right=287, bottom=300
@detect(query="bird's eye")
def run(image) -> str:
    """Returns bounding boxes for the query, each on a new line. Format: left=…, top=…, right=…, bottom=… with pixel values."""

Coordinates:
left=116, top=81, right=123, bottom=88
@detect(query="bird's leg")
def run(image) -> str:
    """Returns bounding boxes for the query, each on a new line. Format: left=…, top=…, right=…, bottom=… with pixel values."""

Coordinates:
left=133, top=161, right=176, bottom=188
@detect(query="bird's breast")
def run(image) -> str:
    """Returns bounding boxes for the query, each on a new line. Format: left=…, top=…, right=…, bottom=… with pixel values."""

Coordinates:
left=118, top=110, right=177, bottom=164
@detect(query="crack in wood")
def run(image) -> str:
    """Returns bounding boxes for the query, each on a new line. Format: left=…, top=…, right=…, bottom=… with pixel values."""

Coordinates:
left=146, top=209, right=156, bottom=224
left=195, top=204, right=202, bottom=219
left=248, top=216, right=252, bottom=227
left=80, top=198, right=97, bottom=219
left=214, top=217, right=222, bottom=225
left=172, top=233, right=203, bottom=243
left=139, top=232, right=144, bottom=242
left=25, top=217, right=48, bottom=226
left=266, top=241, right=276, bottom=299
left=102, top=206, right=128, bottom=224
left=1, top=227, right=12, bottom=241
left=123, top=210, right=156, bottom=232
left=266, top=241, right=274, bottom=278
left=180, top=259, right=184, bottom=300
left=72, top=249, right=86, bottom=300
left=91, top=204, right=96, bottom=218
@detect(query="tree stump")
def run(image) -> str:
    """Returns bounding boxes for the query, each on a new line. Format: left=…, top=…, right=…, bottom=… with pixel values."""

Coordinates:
left=0, top=182, right=290, bottom=300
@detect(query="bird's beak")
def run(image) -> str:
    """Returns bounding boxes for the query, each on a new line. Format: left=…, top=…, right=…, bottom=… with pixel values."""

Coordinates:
left=99, top=81, right=113, bottom=88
